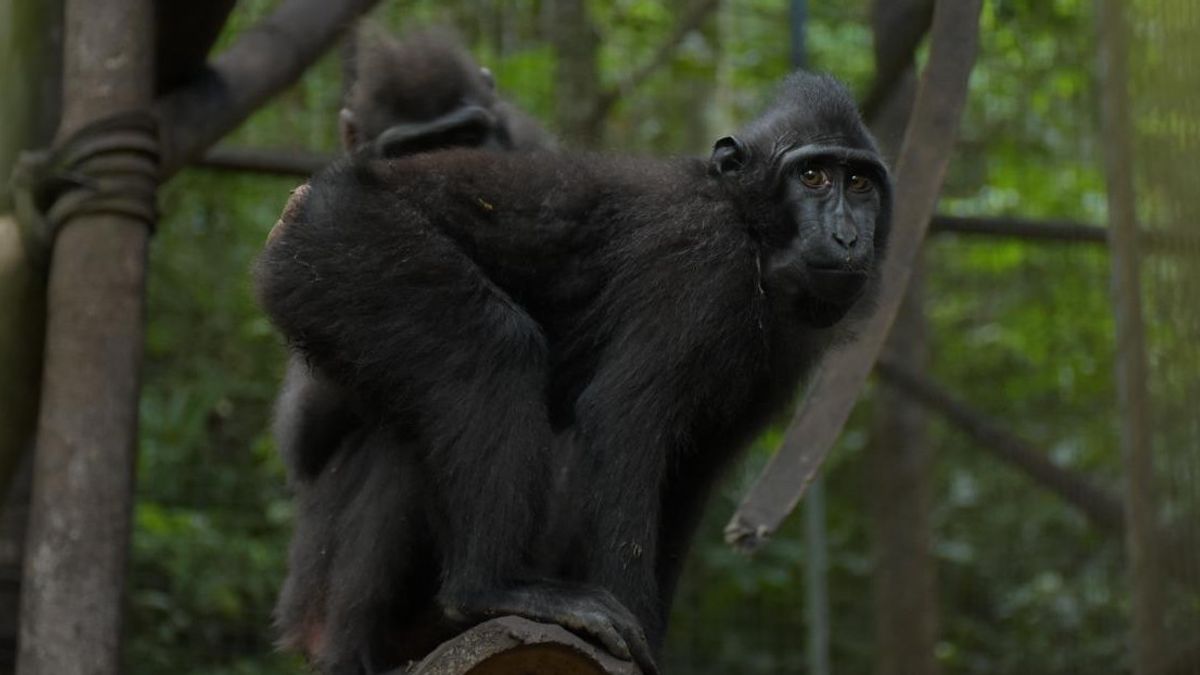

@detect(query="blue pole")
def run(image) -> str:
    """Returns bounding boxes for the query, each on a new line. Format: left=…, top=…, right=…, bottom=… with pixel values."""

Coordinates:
left=790, top=0, right=808, bottom=69
left=805, top=477, right=831, bottom=675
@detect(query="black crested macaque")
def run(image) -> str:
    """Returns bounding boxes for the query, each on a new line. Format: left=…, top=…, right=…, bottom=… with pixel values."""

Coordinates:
left=273, top=27, right=556, bottom=484
left=258, top=72, right=891, bottom=675
left=267, top=29, right=556, bottom=673
left=340, top=26, right=554, bottom=156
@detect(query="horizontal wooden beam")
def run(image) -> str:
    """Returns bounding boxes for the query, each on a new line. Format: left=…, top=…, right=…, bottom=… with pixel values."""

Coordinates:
left=930, top=214, right=1106, bottom=243
left=190, top=147, right=1200, bottom=253
left=195, top=146, right=329, bottom=176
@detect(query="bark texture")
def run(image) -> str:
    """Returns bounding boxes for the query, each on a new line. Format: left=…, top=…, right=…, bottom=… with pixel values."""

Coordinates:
left=406, top=617, right=642, bottom=675
left=16, top=0, right=154, bottom=673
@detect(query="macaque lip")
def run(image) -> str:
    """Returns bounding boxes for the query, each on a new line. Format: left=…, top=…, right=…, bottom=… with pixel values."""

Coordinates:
left=804, top=266, right=868, bottom=304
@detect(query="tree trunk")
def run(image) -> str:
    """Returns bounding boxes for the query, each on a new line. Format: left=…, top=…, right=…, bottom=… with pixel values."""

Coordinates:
left=1096, top=0, right=1166, bottom=672
left=669, top=0, right=717, bottom=154
left=869, top=269, right=939, bottom=675
left=16, top=0, right=155, bottom=672
left=546, top=0, right=603, bottom=147
left=865, top=7, right=940, bottom=670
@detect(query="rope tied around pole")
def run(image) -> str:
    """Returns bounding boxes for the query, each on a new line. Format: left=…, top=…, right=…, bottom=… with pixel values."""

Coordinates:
left=10, top=110, right=160, bottom=268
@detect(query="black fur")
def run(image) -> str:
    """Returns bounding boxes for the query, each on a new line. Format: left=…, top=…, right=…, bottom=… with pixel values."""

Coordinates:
left=343, top=26, right=553, bottom=156
left=268, top=29, right=557, bottom=673
left=258, top=71, right=890, bottom=675
left=274, top=28, right=557, bottom=489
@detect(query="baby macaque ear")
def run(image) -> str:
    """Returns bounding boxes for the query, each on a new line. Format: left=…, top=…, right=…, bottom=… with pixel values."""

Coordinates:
left=709, top=136, right=748, bottom=176
left=479, top=66, right=496, bottom=90
left=339, top=108, right=359, bottom=151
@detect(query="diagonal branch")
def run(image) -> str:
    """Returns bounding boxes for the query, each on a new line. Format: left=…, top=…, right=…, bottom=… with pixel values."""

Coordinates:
left=861, top=0, right=935, bottom=123
left=726, top=0, right=984, bottom=553
left=155, top=0, right=381, bottom=178
left=875, top=358, right=1200, bottom=584
left=875, top=359, right=1125, bottom=532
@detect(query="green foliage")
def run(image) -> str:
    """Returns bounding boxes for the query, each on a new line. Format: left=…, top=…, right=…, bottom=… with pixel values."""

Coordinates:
left=129, top=169, right=297, bottom=673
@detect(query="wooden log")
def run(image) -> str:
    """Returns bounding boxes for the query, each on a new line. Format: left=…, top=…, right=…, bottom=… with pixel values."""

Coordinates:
left=402, top=617, right=641, bottom=675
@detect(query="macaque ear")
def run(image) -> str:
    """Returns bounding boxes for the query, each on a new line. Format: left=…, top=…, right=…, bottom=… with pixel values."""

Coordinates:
left=339, top=108, right=359, bottom=151
left=479, top=66, right=496, bottom=90
left=709, top=136, right=748, bottom=176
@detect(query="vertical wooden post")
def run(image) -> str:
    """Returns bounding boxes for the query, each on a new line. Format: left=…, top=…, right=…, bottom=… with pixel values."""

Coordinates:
left=547, top=0, right=602, bottom=147
left=869, top=269, right=939, bottom=675
left=866, top=4, right=939, bottom=670
left=16, top=0, right=155, bottom=672
left=1096, top=1, right=1165, bottom=672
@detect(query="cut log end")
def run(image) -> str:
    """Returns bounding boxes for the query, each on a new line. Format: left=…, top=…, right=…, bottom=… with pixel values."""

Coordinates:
left=403, top=616, right=643, bottom=675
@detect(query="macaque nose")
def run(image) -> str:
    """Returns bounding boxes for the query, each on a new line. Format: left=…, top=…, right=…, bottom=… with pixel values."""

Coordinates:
left=832, top=224, right=858, bottom=249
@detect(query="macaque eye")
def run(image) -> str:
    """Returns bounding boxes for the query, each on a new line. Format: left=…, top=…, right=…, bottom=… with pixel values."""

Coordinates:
left=799, top=168, right=829, bottom=189
left=848, top=174, right=873, bottom=193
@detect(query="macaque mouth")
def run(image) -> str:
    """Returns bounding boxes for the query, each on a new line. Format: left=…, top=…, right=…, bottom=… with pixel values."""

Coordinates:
left=375, top=105, right=497, bottom=157
left=804, top=265, right=869, bottom=304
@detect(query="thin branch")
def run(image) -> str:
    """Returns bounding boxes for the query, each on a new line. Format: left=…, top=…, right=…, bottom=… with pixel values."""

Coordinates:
left=875, top=360, right=1125, bottom=531
left=196, top=146, right=329, bottom=177
left=861, top=0, right=935, bottom=123
left=929, top=215, right=1197, bottom=250
left=931, top=214, right=1107, bottom=243
left=155, top=0, right=381, bottom=178
left=588, top=0, right=721, bottom=125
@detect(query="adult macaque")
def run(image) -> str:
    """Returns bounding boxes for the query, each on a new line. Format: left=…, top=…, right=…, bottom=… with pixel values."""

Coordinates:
left=261, top=72, right=890, bottom=675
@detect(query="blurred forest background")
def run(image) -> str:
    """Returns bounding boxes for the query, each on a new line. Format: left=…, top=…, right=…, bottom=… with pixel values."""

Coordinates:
left=3, top=0, right=1199, bottom=673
